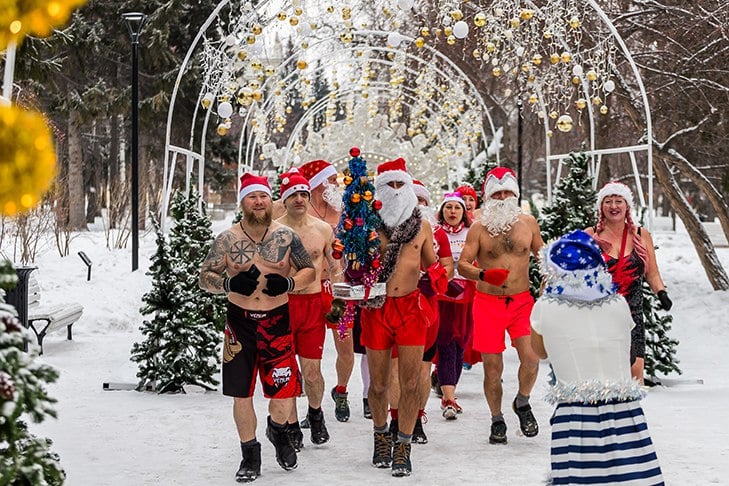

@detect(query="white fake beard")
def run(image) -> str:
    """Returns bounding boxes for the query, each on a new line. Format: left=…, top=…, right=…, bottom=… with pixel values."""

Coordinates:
left=480, top=196, right=521, bottom=236
left=322, top=181, right=343, bottom=210
left=377, top=183, right=418, bottom=228
left=419, top=204, right=437, bottom=227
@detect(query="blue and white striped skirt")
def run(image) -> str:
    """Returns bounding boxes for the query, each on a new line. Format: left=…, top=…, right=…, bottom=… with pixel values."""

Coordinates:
left=550, top=400, right=664, bottom=485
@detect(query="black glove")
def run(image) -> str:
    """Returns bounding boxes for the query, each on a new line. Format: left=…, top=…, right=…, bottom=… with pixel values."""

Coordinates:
left=224, top=265, right=260, bottom=296
left=657, top=290, right=673, bottom=311
left=325, top=298, right=346, bottom=324
left=262, top=273, right=295, bottom=296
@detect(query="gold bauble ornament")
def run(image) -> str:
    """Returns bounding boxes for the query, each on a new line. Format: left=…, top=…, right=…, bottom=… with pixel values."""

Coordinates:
left=486, top=42, right=496, bottom=53
left=277, top=11, right=287, bottom=21
left=326, top=5, right=335, bottom=14
left=550, top=53, right=560, bottom=64
left=532, top=54, right=542, bottom=65
left=520, top=9, right=534, bottom=21
left=600, top=105, right=609, bottom=115
left=301, top=41, right=309, bottom=49
left=474, top=13, right=487, bottom=27
left=556, top=114, right=574, bottom=132
left=528, top=93, right=538, bottom=104
left=450, top=10, right=463, bottom=21
left=569, top=16, right=580, bottom=29
left=492, top=67, right=502, bottom=77
left=237, top=50, right=248, bottom=61
left=446, top=35, right=456, bottom=45
left=264, top=65, right=275, bottom=77
left=572, top=76, right=581, bottom=85
left=245, top=34, right=256, bottom=45
left=586, top=70, right=598, bottom=81
left=549, top=111, right=558, bottom=119
left=216, top=123, right=229, bottom=136
left=592, top=96, right=602, bottom=106
left=294, top=6, right=303, bottom=15
left=340, top=32, right=353, bottom=43
left=342, top=7, right=351, bottom=20
left=561, top=52, right=572, bottom=63
left=252, top=90, right=263, bottom=101
left=251, top=24, right=262, bottom=35
left=444, top=26, right=453, bottom=36
left=0, top=106, right=57, bottom=216
left=576, top=98, right=587, bottom=110
left=250, top=59, right=263, bottom=70
left=509, top=17, right=520, bottom=29
left=414, top=37, right=426, bottom=48
left=472, top=48, right=481, bottom=58
left=420, top=26, right=430, bottom=37
left=296, top=59, right=308, bottom=70
left=289, top=16, right=299, bottom=26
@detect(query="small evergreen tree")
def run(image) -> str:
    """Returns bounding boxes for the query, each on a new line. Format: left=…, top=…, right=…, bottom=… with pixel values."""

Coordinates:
left=0, top=262, right=65, bottom=485
left=131, top=191, right=223, bottom=394
left=642, top=282, right=681, bottom=380
left=540, top=151, right=597, bottom=242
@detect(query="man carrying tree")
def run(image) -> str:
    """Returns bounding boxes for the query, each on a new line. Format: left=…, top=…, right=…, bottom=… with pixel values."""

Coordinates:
left=199, top=173, right=316, bottom=483
left=458, top=167, right=543, bottom=445
left=275, top=169, right=342, bottom=449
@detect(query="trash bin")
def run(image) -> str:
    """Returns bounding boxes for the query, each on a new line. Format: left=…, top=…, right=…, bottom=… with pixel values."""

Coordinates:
left=4, top=265, right=37, bottom=330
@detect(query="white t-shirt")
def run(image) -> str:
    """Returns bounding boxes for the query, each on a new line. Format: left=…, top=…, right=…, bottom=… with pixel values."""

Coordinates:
left=530, top=296, right=634, bottom=384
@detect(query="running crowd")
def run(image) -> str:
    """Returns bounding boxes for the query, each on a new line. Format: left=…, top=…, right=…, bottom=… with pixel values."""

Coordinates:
left=198, top=157, right=671, bottom=485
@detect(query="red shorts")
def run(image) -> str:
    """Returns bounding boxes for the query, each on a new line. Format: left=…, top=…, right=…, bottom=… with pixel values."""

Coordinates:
left=289, top=292, right=327, bottom=360
left=471, top=290, right=534, bottom=354
left=361, top=290, right=428, bottom=351
left=392, top=294, right=439, bottom=359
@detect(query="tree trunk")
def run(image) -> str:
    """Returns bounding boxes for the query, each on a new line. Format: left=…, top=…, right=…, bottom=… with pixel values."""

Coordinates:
left=67, top=109, right=87, bottom=230
left=653, top=153, right=729, bottom=290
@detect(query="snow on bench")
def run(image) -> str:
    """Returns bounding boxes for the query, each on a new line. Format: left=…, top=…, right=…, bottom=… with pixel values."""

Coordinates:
left=27, top=276, right=84, bottom=354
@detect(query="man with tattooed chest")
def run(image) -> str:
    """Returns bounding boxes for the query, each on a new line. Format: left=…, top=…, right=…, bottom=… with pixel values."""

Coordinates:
left=199, top=173, right=315, bottom=483
left=458, top=167, right=544, bottom=446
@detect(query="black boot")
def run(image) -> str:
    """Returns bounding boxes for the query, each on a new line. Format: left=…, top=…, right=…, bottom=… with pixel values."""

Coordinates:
left=286, top=421, right=304, bottom=452
left=307, top=407, right=330, bottom=445
left=265, top=416, right=298, bottom=471
left=236, top=441, right=261, bottom=483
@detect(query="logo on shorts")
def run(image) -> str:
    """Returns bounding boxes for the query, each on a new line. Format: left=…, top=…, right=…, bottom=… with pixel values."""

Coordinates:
left=249, top=312, right=266, bottom=319
left=272, top=366, right=292, bottom=386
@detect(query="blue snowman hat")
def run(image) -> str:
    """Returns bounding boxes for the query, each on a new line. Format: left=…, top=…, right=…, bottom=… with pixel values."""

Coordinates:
left=548, top=229, right=604, bottom=271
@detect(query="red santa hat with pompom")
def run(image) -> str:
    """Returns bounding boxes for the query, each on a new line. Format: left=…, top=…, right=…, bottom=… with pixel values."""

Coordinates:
left=375, top=158, right=413, bottom=188
left=238, top=173, right=271, bottom=202
left=482, top=167, right=519, bottom=199
left=279, top=169, right=310, bottom=201
left=298, top=159, right=338, bottom=190
left=412, top=179, right=430, bottom=205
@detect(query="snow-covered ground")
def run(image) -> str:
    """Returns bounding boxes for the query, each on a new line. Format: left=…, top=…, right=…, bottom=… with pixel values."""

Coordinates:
left=10, top=216, right=729, bottom=485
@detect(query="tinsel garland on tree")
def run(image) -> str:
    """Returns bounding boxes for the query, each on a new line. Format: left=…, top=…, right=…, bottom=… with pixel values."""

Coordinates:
left=331, top=147, right=382, bottom=338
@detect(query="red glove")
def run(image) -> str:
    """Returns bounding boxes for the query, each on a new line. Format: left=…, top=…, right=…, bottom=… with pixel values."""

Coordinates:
left=427, top=261, right=449, bottom=296
left=479, top=268, right=509, bottom=286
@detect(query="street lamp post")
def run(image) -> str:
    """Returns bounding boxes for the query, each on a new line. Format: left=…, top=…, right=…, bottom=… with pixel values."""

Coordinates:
left=122, top=12, right=147, bottom=272
left=516, top=98, right=523, bottom=206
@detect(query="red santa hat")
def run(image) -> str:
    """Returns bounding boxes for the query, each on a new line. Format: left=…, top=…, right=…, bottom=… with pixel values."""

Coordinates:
left=412, top=179, right=430, bottom=205
left=298, top=159, right=338, bottom=190
left=482, top=167, right=520, bottom=199
left=238, top=173, right=271, bottom=202
left=456, top=184, right=478, bottom=202
left=279, top=168, right=310, bottom=201
left=596, top=181, right=635, bottom=215
left=375, top=157, right=413, bottom=188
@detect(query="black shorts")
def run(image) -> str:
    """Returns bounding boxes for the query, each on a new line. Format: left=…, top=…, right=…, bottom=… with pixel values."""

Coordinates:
left=222, top=302, right=302, bottom=399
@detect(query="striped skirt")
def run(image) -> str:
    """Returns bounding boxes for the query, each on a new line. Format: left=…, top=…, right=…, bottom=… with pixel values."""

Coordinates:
left=550, top=400, right=664, bottom=485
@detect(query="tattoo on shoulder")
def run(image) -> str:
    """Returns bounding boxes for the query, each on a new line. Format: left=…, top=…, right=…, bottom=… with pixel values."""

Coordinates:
left=289, top=232, right=314, bottom=270
left=259, top=227, right=294, bottom=263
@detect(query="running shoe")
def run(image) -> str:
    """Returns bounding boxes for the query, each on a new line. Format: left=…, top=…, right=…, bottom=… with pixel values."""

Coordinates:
left=489, top=420, right=508, bottom=444
left=331, top=387, right=350, bottom=422
left=512, top=398, right=539, bottom=437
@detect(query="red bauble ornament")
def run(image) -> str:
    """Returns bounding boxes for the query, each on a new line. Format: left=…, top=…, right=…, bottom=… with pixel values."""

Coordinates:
left=372, top=258, right=381, bottom=269
left=332, top=250, right=342, bottom=259
left=373, top=200, right=383, bottom=210
left=350, top=147, right=360, bottom=157
left=343, top=219, right=354, bottom=230
left=355, top=217, right=364, bottom=226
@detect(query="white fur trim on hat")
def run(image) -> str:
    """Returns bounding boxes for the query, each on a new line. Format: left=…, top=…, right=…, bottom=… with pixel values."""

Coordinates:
left=596, top=182, right=634, bottom=213
left=239, top=184, right=271, bottom=202
left=483, top=168, right=520, bottom=199
left=281, top=183, right=310, bottom=202
left=374, top=169, right=413, bottom=189
left=309, top=164, right=337, bottom=190
left=412, top=182, right=430, bottom=204
left=438, top=192, right=466, bottom=213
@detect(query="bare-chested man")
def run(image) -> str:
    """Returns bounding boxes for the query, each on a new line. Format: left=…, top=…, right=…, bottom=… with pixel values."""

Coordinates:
left=199, top=173, right=316, bottom=482
left=275, top=170, right=342, bottom=450
left=458, top=167, right=543, bottom=446
left=298, top=159, right=361, bottom=423
left=362, top=158, right=440, bottom=477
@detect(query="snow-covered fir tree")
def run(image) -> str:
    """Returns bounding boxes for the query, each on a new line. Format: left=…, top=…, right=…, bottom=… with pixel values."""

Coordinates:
left=540, top=151, right=597, bottom=242
left=642, top=282, right=681, bottom=380
left=0, top=263, right=64, bottom=485
left=130, top=191, right=223, bottom=394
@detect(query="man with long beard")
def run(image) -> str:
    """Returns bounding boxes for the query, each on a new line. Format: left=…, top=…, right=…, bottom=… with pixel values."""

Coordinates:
left=458, top=167, right=543, bottom=446
left=199, top=173, right=316, bottom=482
left=298, top=159, right=362, bottom=423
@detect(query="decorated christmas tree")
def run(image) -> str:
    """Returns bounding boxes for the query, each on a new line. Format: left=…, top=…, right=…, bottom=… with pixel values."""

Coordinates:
left=130, top=191, right=222, bottom=393
left=330, top=147, right=382, bottom=337
left=0, top=264, right=65, bottom=485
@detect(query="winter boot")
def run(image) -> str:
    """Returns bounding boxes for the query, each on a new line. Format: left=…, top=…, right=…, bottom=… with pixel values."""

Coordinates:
left=391, top=441, right=412, bottom=477
left=286, top=421, right=304, bottom=452
left=489, top=420, right=507, bottom=444
left=372, top=430, right=393, bottom=468
left=331, top=386, right=350, bottom=422
left=235, top=441, right=261, bottom=483
left=265, top=416, right=297, bottom=471
left=307, top=407, right=330, bottom=445
left=512, top=398, right=539, bottom=437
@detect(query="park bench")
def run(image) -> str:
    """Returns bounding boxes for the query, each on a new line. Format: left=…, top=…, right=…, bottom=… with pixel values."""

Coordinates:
left=26, top=276, right=84, bottom=354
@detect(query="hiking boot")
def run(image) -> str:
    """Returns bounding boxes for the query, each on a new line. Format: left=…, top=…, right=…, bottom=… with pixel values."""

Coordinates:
left=389, top=418, right=399, bottom=443
left=430, top=370, right=443, bottom=397
left=236, top=442, right=261, bottom=483
left=391, top=441, right=412, bottom=477
left=265, top=416, right=297, bottom=471
left=286, top=421, right=304, bottom=452
left=299, top=416, right=310, bottom=429
left=512, top=398, right=539, bottom=437
left=363, top=398, right=372, bottom=419
left=331, top=387, right=350, bottom=422
left=307, top=408, right=330, bottom=445
left=372, top=430, right=393, bottom=468
left=441, top=399, right=457, bottom=420
left=489, top=420, right=508, bottom=444
left=412, top=416, right=428, bottom=444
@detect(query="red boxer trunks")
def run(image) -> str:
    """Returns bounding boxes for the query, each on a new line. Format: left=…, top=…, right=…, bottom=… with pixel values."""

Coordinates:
left=471, top=290, right=534, bottom=354
left=289, top=292, right=327, bottom=360
left=361, top=289, right=428, bottom=350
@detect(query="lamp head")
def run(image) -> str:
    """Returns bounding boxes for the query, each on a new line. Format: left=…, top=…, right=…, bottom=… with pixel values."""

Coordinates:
left=122, top=12, right=147, bottom=40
